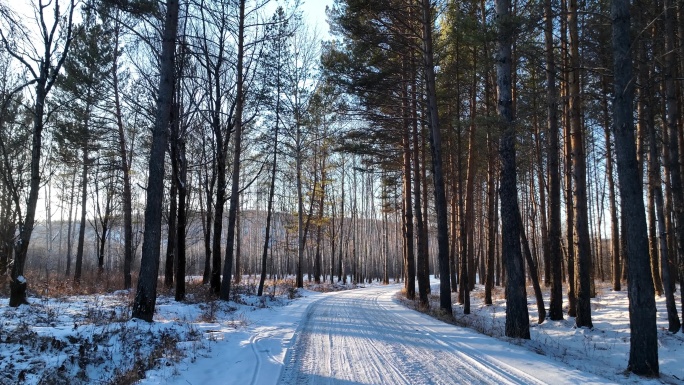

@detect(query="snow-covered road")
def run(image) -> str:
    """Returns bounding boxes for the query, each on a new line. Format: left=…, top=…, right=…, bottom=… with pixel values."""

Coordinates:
left=146, top=283, right=617, bottom=385
left=278, top=285, right=613, bottom=385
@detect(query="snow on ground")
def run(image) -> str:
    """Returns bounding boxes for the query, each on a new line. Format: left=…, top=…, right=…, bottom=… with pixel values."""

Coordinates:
left=0, top=277, right=682, bottom=384
left=431, top=279, right=684, bottom=384
left=0, top=279, right=306, bottom=385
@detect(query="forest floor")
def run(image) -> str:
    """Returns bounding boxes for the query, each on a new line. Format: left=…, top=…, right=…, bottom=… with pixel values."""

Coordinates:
left=0, top=277, right=681, bottom=384
left=0, top=277, right=316, bottom=385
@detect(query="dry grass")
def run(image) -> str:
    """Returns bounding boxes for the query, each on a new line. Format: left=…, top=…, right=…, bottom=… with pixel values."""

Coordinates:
left=0, top=268, right=140, bottom=299
left=1, top=269, right=312, bottom=309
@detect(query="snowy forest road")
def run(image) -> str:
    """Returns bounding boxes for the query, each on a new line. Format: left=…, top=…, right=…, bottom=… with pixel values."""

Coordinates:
left=277, top=285, right=613, bottom=385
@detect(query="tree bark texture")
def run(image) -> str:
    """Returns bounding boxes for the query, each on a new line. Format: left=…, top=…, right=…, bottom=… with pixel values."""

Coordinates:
left=611, top=0, right=659, bottom=374
left=421, top=0, right=452, bottom=313
left=132, top=0, right=179, bottom=322
left=568, top=0, right=593, bottom=328
left=495, top=0, right=530, bottom=339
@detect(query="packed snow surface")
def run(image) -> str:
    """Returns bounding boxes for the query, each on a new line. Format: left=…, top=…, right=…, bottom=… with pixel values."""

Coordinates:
left=146, top=284, right=619, bottom=385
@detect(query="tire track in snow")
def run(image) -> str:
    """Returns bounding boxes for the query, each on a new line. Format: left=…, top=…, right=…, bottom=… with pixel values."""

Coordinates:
left=364, top=291, right=523, bottom=384
left=374, top=294, right=546, bottom=384
left=280, top=287, right=517, bottom=384
left=279, top=285, right=614, bottom=385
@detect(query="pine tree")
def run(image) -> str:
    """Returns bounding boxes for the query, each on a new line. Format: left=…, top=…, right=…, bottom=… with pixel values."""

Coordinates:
left=55, top=6, right=113, bottom=286
left=132, top=0, right=179, bottom=321
left=611, top=0, right=658, bottom=374
left=495, top=0, right=530, bottom=339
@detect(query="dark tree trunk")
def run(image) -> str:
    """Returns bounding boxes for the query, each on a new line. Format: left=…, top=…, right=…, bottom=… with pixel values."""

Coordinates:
left=421, top=0, right=451, bottom=313
left=235, top=208, right=242, bottom=284
left=200, top=141, right=214, bottom=285
left=175, top=139, right=187, bottom=302
left=484, top=135, right=497, bottom=305
left=210, top=149, right=225, bottom=294
left=449, top=174, right=459, bottom=293
left=164, top=168, right=177, bottom=288
left=647, top=102, right=680, bottom=332
left=611, top=0, right=659, bottom=374
left=209, top=62, right=227, bottom=294
left=402, top=125, right=415, bottom=300
left=412, top=69, right=429, bottom=306
left=600, top=77, right=621, bottom=293
left=220, top=0, right=246, bottom=301
left=518, top=208, right=546, bottom=323
left=662, top=0, right=684, bottom=334
left=338, top=158, right=346, bottom=283
left=636, top=32, right=664, bottom=296
left=314, top=163, right=326, bottom=284
left=465, top=74, right=478, bottom=293
left=545, top=0, right=563, bottom=320
left=258, top=86, right=281, bottom=296
left=132, top=0, right=179, bottom=322
left=568, top=0, right=592, bottom=328
left=65, top=171, right=76, bottom=277
left=458, top=155, right=469, bottom=311
left=535, top=124, right=550, bottom=288
left=73, top=148, right=88, bottom=286
left=112, top=13, right=134, bottom=290
left=96, top=178, right=113, bottom=279
left=495, top=0, right=530, bottom=339
left=420, top=112, right=430, bottom=290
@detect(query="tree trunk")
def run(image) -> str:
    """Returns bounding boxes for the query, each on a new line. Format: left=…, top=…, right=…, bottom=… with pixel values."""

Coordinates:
left=220, top=0, right=246, bottom=301
left=535, top=123, right=550, bottom=288
left=339, top=157, right=346, bottom=283
left=412, top=66, right=429, bottom=305
left=112, top=12, right=134, bottom=290
left=465, top=69, right=478, bottom=293
left=314, top=163, right=326, bottom=284
left=96, top=178, right=113, bottom=279
left=65, top=171, right=76, bottom=277
left=611, top=0, right=659, bottom=373
left=235, top=206, right=242, bottom=284
left=9, top=0, right=75, bottom=307
left=662, top=0, right=684, bottom=334
left=485, top=135, right=497, bottom=305
left=568, top=0, right=592, bottom=328
left=73, top=147, right=88, bottom=286
left=545, top=0, right=563, bottom=319
left=258, top=81, right=281, bottom=296
left=164, top=167, right=177, bottom=288
left=175, top=139, right=187, bottom=301
left=600, top=79, right=621, bottom=293
left=200, top=141, right=214, bottom=285
left=519, top=208, right=546, bottom=323
left=636, top=31, right=663, bottom=296
left=209, top=59, right=227, bottom=295
left=495, top=0, right=530, bottom=339
left=402, top=122, right=415, bottom=300
left=132, top=0, right=179, bottom=321
left=648, top=100, right=680, bottom=332
left=295, top=122, right=310, bottom=287
left=421, top=0, right=451, bottom=313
